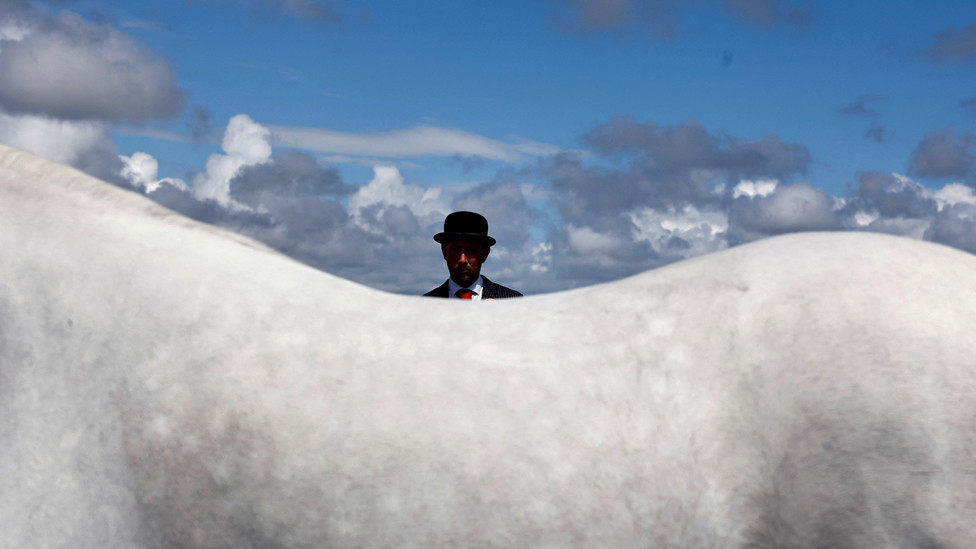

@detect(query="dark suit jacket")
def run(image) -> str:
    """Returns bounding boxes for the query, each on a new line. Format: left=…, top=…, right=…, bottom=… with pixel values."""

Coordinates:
left=423, top=276, right=523, bottom=299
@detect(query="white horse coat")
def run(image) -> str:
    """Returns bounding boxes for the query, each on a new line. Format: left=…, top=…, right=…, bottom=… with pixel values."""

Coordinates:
left=2, top=144, right=975, bottom=548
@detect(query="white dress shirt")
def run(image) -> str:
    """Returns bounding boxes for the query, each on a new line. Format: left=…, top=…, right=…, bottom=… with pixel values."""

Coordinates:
left=448, top=276, right=484, bottom=301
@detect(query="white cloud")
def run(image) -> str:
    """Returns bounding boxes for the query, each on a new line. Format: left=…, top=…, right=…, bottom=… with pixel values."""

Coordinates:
left=932, top=182, right=976, bottom=209
left=566, top=225, right=623, bottom=256
left=630, top=205, right=729, bottom=259
left=222, top=115, right=273, bottom=163
left=191, top=114, right=272, bottom=205
left=530, top=242, right=552, bottom=273
left=852, top=210, right=879, bottom=227
left=120, top=151, right=158, bottom=190
left=348, top=165, right=446, bottom=233
left=119, top=151, right=188, bottom=193
left=733, top=178, right=778, bottom=198
left=0, top=111, right=112, bottom=167
left=269, top=124, right=562, bottom=163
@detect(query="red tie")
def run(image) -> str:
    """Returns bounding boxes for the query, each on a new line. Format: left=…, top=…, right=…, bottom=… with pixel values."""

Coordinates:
left=455, top=289, right=474, bottom=300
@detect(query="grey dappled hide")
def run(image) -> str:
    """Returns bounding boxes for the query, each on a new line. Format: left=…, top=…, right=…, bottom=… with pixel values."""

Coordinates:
left=2, top=144, right=975, bottom=548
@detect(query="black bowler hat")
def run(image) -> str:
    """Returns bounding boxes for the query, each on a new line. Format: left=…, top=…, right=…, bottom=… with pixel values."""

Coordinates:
left=433, top=211, right=496, bottom=246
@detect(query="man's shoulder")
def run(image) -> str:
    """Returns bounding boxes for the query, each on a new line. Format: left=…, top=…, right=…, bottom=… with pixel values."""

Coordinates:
left=482, top=277, right=523, bottom=299
left=423, top=281, right=450, bottom=297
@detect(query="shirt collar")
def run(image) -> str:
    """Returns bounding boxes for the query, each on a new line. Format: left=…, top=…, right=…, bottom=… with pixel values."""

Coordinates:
left=448, top=276, right=484, bottom=300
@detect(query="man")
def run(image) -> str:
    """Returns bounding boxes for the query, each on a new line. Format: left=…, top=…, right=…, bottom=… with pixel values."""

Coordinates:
left=423, top=211, right=523, bottom=300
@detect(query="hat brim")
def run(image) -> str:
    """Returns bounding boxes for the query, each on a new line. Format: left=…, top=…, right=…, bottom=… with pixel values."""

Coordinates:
left=434, top=232, right=496, bottom=246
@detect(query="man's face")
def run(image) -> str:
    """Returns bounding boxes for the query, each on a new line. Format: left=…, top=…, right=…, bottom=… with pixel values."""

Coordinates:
left=442, top=239, right=490, bottom=288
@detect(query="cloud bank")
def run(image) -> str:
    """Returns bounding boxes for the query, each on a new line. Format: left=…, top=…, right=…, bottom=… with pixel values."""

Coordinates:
left=110, top=114, right=976, bottom=295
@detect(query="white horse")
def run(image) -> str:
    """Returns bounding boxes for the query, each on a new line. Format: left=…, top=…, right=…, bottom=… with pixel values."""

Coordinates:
left=2, top=144, right=975, bottom=548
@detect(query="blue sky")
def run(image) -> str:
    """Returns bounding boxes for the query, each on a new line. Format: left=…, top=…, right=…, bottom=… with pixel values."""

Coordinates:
left=2, top=0, right=975, bottom=294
